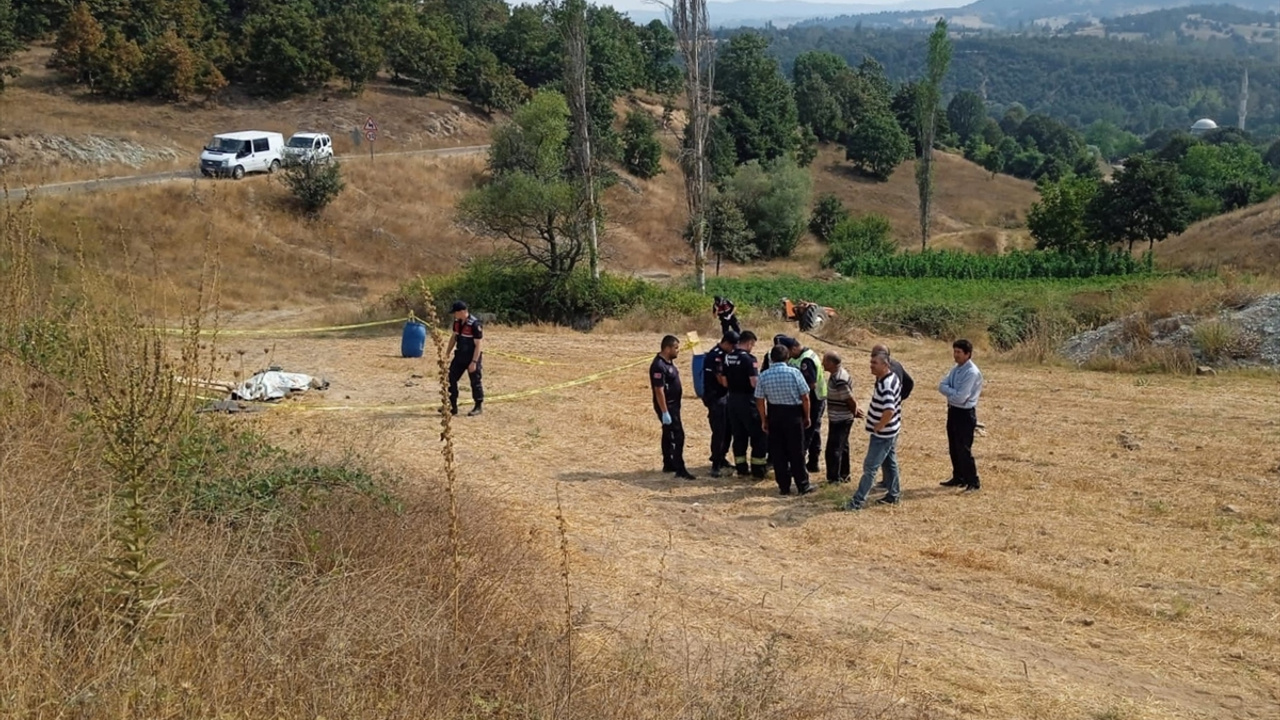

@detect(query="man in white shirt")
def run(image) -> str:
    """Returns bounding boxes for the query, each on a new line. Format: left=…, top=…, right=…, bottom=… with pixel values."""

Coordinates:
left=938, top=338, right=984, bottom=493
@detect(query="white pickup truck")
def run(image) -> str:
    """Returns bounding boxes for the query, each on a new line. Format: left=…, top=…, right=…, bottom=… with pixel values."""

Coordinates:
left=283, top=132, right=334, bottom=164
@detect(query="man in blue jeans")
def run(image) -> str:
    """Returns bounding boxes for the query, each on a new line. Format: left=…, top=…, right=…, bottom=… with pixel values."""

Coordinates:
left=845, top=349, right=903, bottom=510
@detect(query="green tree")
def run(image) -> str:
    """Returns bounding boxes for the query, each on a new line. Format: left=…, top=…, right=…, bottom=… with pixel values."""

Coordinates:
left=91, top=27, right=143, bottom=97
left=1179, top=142, right=1275, bottom=217
left=1086, top=155, right=1191, bottom=252
left=844, top=109, right=910, bottom=180
left=0, top=0, right=20, bottom=91
left=383, top=7, right=462, bottom=95
left=621, top=109, right=663, bottom=179
left=795, top=125, right=818, bottom=168
left=459, top=91, right=590, bottom=276
left=822, top=214, right=896, bottom=269
left=140, top=29, right=202, bottom=100
left=946, top=90, right=987, bottom=145
left=282, top=158, right=346, bottom=215
left=915, top=18, right=952, bottom=250
left=637, top=18, right=680, bottom=94
left=688, top=191, right=757, bottom=273
left=715, top=32, right=799, bottom=165
left=1085, top=120, right=1142, bottom=162
left=808, top=193, right=849, bottom=243
left=242, top=3, right=332, bottom=96
left=1264, top=139, right=1280, bottom=173
left=49, top=2, right=104, bottom=87
left=724, top=158, right=812, bottom=258
left=458, top=46, right=526, bottom=113
left=493, top=3, right=559, bottom=89
left=794, top=74, right=843, bottom=142
left=686, top=115, right=738, bottom=186
left=325, top=9, right=383, bottom=93
left=1027, top=175, right=1101, bottom=252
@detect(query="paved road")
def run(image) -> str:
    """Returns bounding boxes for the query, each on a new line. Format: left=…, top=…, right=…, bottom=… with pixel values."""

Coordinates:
left=5, top=144, right=491, bottom=201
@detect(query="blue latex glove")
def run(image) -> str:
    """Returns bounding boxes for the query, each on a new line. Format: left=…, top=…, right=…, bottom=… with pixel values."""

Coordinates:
left=661, top=411, right=672, bottom=425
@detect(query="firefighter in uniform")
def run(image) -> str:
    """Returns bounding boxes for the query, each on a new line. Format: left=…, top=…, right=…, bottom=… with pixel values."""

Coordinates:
left=783, top=337, right=827, bottom=473
left=650, top=335, right=695, bottom=480
left=713, top=296, right=741, bottom=335
left=719, top=330, right=768, bottom=478
left=445, top=301, right=484, bottom=416
left=703, top=330, right=738, bottom=477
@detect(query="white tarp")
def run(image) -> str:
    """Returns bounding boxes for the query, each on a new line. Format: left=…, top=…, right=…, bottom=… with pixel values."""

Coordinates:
left=232, top=370, right=323, bottom=402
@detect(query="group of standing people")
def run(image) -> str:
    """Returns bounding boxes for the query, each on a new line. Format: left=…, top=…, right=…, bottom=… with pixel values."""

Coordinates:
left=649, top=325, right=985, bottom=508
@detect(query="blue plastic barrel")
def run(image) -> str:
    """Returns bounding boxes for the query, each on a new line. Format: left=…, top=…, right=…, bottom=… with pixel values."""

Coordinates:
left=401, top=320, right=427, bottom=358
left=691, top=353, right=706, bottom=398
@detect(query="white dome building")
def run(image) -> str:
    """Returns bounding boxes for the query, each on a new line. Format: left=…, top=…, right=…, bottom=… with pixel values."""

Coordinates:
left=1190, top=118, right=1218, bottom=136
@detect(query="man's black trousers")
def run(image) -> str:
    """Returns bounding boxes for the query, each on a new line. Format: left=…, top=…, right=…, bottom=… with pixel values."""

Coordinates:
left=719, top=316, right=741, bottom=335
left=448, top=355, right=484, bottom=410
left=705, top=395, right=731, bottom=469
left=658, top=406, right=688, bottom=473
left=805, top=398, right=825, bottom=468
left=727, top=392, right=768, bottom=477
left=766, top=403, right=810, bottom=493
left=824, top=419, right=853, bottom=483
left=946, top=406, right=980, bottom=488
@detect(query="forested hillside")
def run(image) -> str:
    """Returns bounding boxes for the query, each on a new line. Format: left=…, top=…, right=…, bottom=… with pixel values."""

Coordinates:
left=759, top=27, right=1280, bottom=137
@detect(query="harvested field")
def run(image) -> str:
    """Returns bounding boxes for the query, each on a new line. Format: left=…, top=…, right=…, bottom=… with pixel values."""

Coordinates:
left=215, top=322, right=1280, bottom=720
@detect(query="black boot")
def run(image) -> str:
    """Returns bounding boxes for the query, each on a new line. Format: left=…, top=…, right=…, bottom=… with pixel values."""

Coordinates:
left=467, top=404, right=483, bottom=416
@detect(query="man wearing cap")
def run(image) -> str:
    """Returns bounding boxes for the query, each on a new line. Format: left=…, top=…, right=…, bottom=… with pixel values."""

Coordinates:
left=445, top=300, right=484, bottom=416
left=755, top=344, right=814, bottom=496
left=719, top=331, right=769, bottom=478
left=703, top=330, right=738, bottom=477
left=713, top=296, right=740, bottom=335
left=651, top=335, right=695, bottom=480
left=783, top=336, right=826, bottom=474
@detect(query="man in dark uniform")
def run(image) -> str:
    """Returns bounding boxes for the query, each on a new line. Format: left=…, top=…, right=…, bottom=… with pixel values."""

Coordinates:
left=703, top=330, right=738, bottom=477
left=445, top=300, right=484, bottom=416
left=720, top=330, right=768, bottom=479
left=713, top=296, right=740, bottom=335
left=651, top=335, right=695, bottom=480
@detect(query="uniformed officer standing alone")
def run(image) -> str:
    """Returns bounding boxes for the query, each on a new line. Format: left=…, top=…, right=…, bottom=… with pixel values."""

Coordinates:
left=445, top=301, right=484, bottom=416
left=720, top=331, right=769, bottom=479
left=651, top=335, right=696, bottom=480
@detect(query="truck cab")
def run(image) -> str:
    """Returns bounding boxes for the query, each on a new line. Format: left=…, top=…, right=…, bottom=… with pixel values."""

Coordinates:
left=200, top=131, right=285, bottom=179
left=283, top=132, right=334, bottom=165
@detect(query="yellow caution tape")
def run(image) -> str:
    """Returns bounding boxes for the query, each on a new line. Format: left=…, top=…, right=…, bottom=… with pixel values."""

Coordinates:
left=158, top=317, right=408, bottom=336
left=277, top=353, right=654, bottom=414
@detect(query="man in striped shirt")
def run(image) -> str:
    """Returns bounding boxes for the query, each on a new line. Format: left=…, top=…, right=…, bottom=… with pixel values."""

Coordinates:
left=822, top=351, right=859, bottom=485
left=845, top=349, right=903, bottom=510
left=938, top=338, right=984, bottom=492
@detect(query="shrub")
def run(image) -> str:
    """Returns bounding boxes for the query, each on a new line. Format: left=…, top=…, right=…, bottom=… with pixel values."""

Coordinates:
left=281, top=159, right=345, bottom=215
left=621, top=110, right=663, bottom=179
left=808, top=194, right=848, bottom=243
left=821, top=214, right=895, bottom=269
left=724, top=158, right=812, bottom=258
left=389, top=256, right=703, bottom=327
left=828, top=247, right=1146, bottom=280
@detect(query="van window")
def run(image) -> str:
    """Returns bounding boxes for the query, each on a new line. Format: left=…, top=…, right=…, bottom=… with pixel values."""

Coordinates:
left=323, top=137, right=331, bottom=147
left=237, top=141, right=251, bottom=157
left=313, top=139, right=321, bottom=149
left=252, top=138, right=270, bottom=153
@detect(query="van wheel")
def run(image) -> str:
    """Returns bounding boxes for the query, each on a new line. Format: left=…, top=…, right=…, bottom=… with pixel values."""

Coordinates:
left=268, top=159, right=280, bottom=174
left=231, top=165, right=245, bottom=180
left=200, top=169, right=212, bottom=177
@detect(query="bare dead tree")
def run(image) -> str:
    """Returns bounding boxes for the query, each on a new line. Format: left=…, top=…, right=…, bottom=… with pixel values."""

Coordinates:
left=561, top=0, right=600, bottom=281
left=663, top=0, right=714, bottom=292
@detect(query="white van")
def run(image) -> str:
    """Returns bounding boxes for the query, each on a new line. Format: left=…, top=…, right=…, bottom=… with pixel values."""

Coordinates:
left=199, top=131, right=285, bottom=179
left=283, top=132, right=334, bottom=165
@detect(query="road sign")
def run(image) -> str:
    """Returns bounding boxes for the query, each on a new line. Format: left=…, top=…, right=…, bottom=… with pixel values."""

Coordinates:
left=364, top=117, right=378, bottom=133
left=365, top=131, right=377, bottom=142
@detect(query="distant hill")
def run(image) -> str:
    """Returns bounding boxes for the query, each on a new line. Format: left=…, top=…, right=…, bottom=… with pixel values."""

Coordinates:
left=622, top=0, right=961, bottom=28
left=795, top=0, right=1280, bottom=30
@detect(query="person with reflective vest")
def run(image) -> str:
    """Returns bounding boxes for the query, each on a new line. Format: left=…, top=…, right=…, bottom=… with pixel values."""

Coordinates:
left=781, top=336, right=826, bottom=474
left=719, top=331, right=768, bottom=478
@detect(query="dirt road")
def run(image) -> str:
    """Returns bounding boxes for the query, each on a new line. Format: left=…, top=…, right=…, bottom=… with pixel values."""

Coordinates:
left=4, top=144, right=490, bottom=201
left=226, top=325, right=1280, bottom=719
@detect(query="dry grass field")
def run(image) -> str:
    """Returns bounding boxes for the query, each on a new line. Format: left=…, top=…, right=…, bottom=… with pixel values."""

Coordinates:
left=210, top=322, right=1280, bottom=720
left=1156, top=196, right=1280, bottom=274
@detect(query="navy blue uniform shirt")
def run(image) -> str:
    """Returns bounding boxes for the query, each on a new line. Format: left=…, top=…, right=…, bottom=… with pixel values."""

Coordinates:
left=650, top=354, right=682, bottom=413
left=452, top=315, right=484, bottom=361
left=722, top=348, right=759, bottom=394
